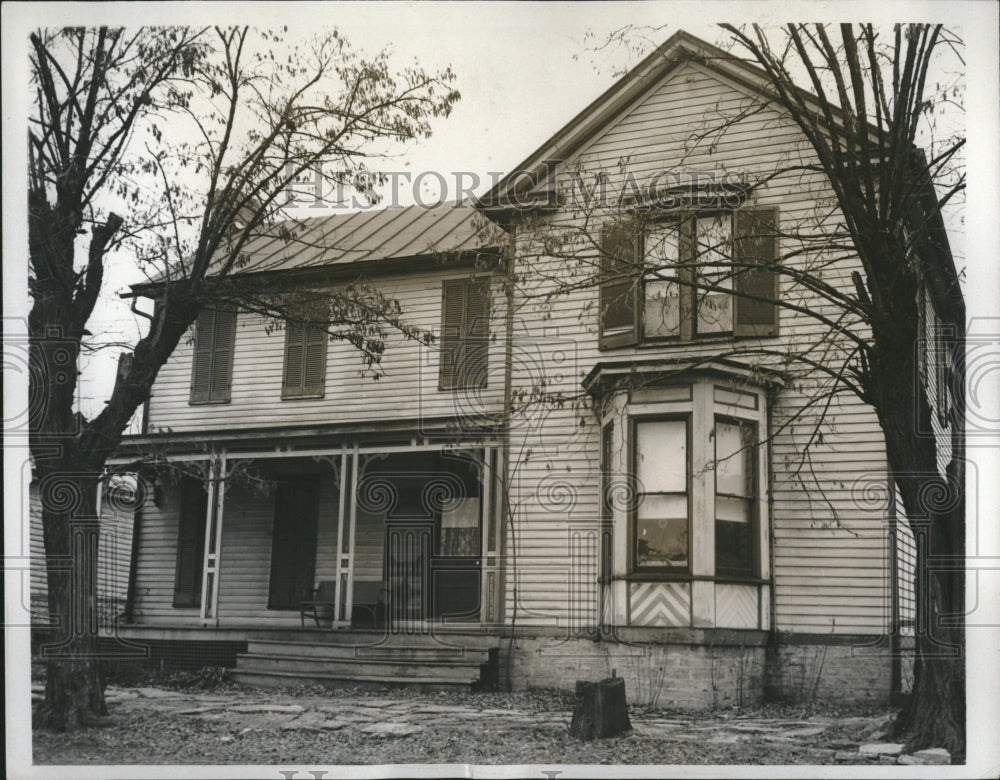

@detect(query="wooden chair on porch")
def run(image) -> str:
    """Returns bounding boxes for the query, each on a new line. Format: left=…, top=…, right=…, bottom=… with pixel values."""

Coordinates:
left=300, top=580, right=337, bottom=628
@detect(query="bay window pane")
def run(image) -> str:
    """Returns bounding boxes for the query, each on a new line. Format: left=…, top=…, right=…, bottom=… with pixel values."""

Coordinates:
left=714, top=418, right=756, bottom=578
left=715, top=420, right=751, bottom=496
left=637, top=493, right=687, bottom=521
left=634, top=419, right=689, bottom=571
left=636, top=516, right=688, bottom=567
left=636, top=420, right=687, bottom=493
left=716, top=495, right=750, bottom=523
left=716, top=519, right=753, bottom=577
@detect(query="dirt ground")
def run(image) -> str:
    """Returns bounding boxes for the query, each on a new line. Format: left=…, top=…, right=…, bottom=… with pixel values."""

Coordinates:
left=31, top=676, right=910, bottom=769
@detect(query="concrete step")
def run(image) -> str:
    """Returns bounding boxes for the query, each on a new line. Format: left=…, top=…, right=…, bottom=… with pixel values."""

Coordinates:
left=230, top=669, right=478, bottom=691
left=246, top=638, right=491, bottom=662
left=244, top=628, right=497, bottom=648
left=237, top=652, right=483, bottom=682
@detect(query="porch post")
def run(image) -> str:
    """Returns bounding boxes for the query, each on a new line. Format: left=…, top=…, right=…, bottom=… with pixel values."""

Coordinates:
left=334, top=450, right=349, bottom=624
left=200, top=449, right=226, bottom=624
left=344, top=444, right=359, bottom=623
left=480, top=447, right=493, bottom=624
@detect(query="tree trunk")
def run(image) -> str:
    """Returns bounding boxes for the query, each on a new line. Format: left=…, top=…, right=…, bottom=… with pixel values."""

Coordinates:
left=33, top=470, right=110, bottom=730
left=870, top=332, right=965, bottom=761
left=889, top=456, right=965, bottom=761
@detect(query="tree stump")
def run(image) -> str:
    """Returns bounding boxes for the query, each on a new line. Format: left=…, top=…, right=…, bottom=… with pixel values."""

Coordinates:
left=569, top=676, right=632, bottom=740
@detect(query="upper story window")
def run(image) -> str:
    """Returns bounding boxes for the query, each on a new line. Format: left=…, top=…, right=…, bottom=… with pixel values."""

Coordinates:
left=440, top=277, right=490, bottom=390
left=282, top=316, right=328, bottom=399
left=598, top=208, right=779, bottom=349
left=190, top=306, right=237, bottom=404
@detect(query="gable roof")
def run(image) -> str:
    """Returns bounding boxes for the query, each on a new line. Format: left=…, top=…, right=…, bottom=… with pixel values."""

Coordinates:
left=477, top=29, right=878, bottom=211
left=132, top=201, right=497, bottom=294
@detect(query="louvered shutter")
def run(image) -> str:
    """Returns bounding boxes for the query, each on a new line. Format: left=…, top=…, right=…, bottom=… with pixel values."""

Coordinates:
left=282, top=320, right=305, bottom=396
left=463, top=279, right=490, bottom=389
left=599, top=224, right=640, bottom=348
left=439, top=280, right=467, bottom=389
left=173, top=478, right=208, bottom=607
left=733, top=208, right=779, bottom=337
left=190, top=308, right=216, bottom=403
left=209, top=307, right=236, bottom=401
left=302, top=323, right=327, bottom=396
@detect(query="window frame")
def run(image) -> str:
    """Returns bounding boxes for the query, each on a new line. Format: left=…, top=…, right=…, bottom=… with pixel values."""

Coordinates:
left=629, top=413, right=693, bottom=575
left=439, top=276, right=491, bottom=391
left=189, top=305, right=237, bottom=405
left=281, top=315, right=329, bottom=400
left=712, top=415, right=759, bottom=580
left=600, top=206, right=780, bottom=350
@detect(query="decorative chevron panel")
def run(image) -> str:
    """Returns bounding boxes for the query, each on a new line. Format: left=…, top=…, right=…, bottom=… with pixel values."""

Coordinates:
left=629, top=582, right=690, bottom=627
left=715, top=584, right=759, bottom=629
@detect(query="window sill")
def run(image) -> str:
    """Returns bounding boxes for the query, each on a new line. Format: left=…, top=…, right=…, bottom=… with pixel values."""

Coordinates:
left=617, top=573, right=767, bottom=586
left=188, top=399, right=231, bottom=406
left=280, top=393, right=326, bottom=401
left=438, top=384, right=489, bottom=392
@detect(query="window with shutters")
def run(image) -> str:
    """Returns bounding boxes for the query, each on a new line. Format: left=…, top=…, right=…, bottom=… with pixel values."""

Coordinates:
left=602, top=207, right=779, bottom=348
left=189, top=306, right=237, bottom=404
left=173, top=477, right=208, bottom=607
left=439, top=278, right=490, bottom=390
left=282, top=316, right=328, bottom=399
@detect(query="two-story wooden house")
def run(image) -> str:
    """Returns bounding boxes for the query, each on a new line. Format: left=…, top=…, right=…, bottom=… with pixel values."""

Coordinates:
left=111, top=30, right=961, bottom=706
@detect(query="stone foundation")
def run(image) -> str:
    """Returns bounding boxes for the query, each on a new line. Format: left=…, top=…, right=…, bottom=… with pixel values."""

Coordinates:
left=502, top=630, right=898, bottom=710
left=764, top=635, right=894, bottom=705
left=502, top=632, right=766, bottom=710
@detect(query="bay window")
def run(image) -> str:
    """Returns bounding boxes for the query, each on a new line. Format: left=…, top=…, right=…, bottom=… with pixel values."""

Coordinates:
left=594, top=369, right=772, bottom=630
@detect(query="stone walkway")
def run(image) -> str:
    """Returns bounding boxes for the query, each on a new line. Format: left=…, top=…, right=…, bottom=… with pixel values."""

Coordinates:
left=33, top=684, right=951, bottom=766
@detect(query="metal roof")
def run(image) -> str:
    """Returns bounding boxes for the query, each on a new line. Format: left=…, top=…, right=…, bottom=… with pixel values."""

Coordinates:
left=139, top=201, right=495, bottom=289
left=226, top=201, right=491, bottom=273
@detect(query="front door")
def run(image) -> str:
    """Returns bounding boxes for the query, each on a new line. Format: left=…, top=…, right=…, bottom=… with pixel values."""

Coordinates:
left=386, top=520, right=432, bottom=622
left=268, top=475, right=320, bottom=610
left=431, top=489, right=481, bottom=621
left=365, top=452, right=482, bottom=625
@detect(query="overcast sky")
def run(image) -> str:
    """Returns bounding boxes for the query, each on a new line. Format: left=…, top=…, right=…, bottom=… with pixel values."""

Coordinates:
left=3, top=1, right=997, bottom=422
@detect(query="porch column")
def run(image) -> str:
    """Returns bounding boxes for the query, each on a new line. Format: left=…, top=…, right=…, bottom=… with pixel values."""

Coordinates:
left=333, top=447, right=359, bottom=624
left=480, top=446, right=501, bottom=624
left=200, top=449, right=227, bottom=624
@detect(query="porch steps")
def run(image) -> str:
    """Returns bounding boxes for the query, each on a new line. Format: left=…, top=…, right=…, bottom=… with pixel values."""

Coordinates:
left=231, top=634, right=498, bottom=690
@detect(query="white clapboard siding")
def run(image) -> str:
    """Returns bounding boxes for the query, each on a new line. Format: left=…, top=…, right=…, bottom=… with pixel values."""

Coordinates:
left=131, top=484, right=198, bottom=625
left=27, top=480, right=135, bottom=626
left=500, top=59, right=896, bottom=637
left=145, top=271, right=507, bottom=434
left=134, top=474, right=341, bottom=625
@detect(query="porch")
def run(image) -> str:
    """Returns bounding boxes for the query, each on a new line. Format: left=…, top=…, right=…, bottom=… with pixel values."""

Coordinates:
left=117, top=436, right=505, bottom=636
